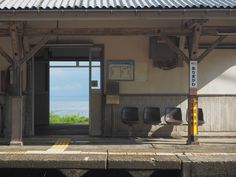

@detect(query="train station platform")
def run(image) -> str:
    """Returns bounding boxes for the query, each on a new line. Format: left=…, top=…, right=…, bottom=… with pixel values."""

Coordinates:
left=0, top=136, right=235, bottom=177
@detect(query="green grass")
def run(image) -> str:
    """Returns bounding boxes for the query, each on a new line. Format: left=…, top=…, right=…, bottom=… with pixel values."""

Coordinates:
left=49, top=112, right=89, bottom=124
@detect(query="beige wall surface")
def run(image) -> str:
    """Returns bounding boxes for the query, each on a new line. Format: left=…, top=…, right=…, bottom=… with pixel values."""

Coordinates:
left=0, top=35, right=236, bottom=94
left=101, top=37, right=236, bottom=94
left=0, top=19, right=235, bottom=136
left=16, top=19, right=236, bottom=94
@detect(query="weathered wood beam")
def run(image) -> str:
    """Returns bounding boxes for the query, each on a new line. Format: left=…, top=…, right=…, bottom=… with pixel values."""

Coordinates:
left=159, top=32, right=189, bottom=63
left=23, top=36, right=35, bottom=137
left=22, top=28, right=190, bottom=36
left=179, top=35, right=186, bottom=51
left=197, top=36, right=226, bottom=63
left=0, top=26, right=235, bottom=37
left=0, top=28, right=184, bottom=36
left=185, top=19, right=208, bottom=29
left=9, top=24, right=21, bottom=65
left=20, top=34, right=49, bottom=65
left=23, top=36, right=30, bottom=56
left=0, top=46, right=13, bottom=64
left=24, top=27, right=235, bottom=36
left=188, top=25, right=202, bottom=59
left=9, top=22, right=22, bottom=95
left=9, top=22, right=23, bottom=146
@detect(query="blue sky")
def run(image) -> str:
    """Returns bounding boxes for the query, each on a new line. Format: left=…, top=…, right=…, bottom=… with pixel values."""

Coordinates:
left=50, top=67, right=89, bottom=101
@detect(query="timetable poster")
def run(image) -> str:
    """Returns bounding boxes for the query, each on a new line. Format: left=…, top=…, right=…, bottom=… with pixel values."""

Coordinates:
left=108, top=60, right=134, bottom=81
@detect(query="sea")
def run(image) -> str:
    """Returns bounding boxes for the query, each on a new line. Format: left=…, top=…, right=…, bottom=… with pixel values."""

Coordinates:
left=50, top=97, right=89, bottom=116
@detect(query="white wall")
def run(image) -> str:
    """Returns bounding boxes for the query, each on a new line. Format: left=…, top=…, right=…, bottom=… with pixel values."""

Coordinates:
left=198, top=50, right=236, bottom=94
left=1, top=19, right=236, bottom=95
left=89, top=36, right=236, bottom=95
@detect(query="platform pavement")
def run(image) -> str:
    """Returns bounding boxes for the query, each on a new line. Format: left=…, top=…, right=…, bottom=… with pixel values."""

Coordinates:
left=0, top=136, right=235, bottom=177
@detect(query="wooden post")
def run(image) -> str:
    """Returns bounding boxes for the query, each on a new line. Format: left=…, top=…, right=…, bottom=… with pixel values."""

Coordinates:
left=9, top=23, right=23, bottom=146
left=187, top=24, right=202, bottom=145
left=23, top=37, right=34, bottom=136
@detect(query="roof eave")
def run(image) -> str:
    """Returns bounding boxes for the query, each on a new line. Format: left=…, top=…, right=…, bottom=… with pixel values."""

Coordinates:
left=0, top=8, right=235, bottom=21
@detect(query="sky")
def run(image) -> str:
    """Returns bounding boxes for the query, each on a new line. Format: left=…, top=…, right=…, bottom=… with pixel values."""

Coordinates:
left=49, top=61, right=100, bottom=116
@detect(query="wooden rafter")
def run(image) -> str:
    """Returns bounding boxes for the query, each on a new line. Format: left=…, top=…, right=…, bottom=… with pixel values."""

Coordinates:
left=185, top=19, right=208, bottom=29
left=0, top=27, right=192, bottom=37
left=20, top=34, right=50, bottom=65
left=188, top=24, right=202, bottom=60
left=9, top=23, right=22, bottom=95
left=0, top=26, right=234, bottom=37
left=0, top=47, right=13, bottom=64
left=23, top=36, right=30, bottom=56
left=22, top=28, right=190, bottom=36
left=159, top=32, right=189, bottom=63
left=9, top=23, right=21, bottom=65
left=197, top=36, right=226, bottom=63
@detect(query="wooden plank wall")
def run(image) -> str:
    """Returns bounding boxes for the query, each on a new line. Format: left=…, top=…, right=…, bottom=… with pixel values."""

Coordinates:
left=0, top=96, right=6, bottom=137
left=90, top=91, right=102, bottom=136
left=104, top=95, right=236, bottom=137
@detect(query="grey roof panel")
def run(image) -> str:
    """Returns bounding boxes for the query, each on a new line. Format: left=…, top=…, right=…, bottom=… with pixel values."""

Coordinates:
left=0, top=0, right=235, bottom=9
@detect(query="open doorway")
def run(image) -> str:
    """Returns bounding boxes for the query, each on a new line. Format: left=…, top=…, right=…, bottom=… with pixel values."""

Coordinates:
left=49, top=61, right=90, bottom=125
left=33, top=46, right=103, bottom=136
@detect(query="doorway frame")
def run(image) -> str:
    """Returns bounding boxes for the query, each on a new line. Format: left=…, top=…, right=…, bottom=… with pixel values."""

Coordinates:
left=26, top=43, right=105, bottom=136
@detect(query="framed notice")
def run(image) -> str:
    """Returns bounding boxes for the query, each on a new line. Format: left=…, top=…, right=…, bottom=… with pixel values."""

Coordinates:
left=108, top=60, right=134, bottom=81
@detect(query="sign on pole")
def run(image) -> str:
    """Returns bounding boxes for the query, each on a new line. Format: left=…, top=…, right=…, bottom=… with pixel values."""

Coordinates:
left=190, top=60, right=198, bottom=95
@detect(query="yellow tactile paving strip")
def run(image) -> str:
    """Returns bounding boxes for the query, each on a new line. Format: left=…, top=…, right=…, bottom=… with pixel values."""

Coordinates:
left=46, top=138, right=70, bottom=153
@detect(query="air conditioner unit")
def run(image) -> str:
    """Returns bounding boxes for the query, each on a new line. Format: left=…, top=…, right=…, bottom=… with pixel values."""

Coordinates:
left=149, top=36, right=183, bottom=70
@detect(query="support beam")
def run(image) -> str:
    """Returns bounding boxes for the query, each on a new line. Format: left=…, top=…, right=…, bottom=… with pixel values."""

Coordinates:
left=23, top=37, right=34, bottom=137
left=20, top=34, right=49, bottom=65
left=0, top=47, right=14, bottom=64
left=0, top=26, right=235, bottom=37
left=179, top=35, right=186, bottom=51
left=9, top=23, right=23, bottom=146
left=22, top=28, right=189, bottom=36
left=187, top=24, right=202, bottom=145
left=185, top=19, right=208, bottom=29
left=159, top=32, right=189, bottom=63
left=197, top=36, right=226, bottom=63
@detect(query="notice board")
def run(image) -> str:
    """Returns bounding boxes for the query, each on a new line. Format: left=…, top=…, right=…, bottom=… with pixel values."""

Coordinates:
left=108, top=60, right=134, bottom=81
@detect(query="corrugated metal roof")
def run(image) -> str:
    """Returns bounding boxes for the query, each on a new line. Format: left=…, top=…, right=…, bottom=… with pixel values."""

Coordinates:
left=0, top=0, right=235, bottom=10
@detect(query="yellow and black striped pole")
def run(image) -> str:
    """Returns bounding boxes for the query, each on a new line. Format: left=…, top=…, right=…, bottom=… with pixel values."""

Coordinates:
left=187, top=60, right=199, bottom=144
left=187, top=23, right=202, bottom=145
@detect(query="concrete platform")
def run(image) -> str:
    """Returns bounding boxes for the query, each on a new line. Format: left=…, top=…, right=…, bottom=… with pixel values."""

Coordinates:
left=0, top=136, right=235, bottom=177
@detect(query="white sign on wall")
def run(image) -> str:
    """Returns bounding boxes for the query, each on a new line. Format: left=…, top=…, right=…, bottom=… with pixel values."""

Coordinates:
left=108, top=60, right=134, bottom=81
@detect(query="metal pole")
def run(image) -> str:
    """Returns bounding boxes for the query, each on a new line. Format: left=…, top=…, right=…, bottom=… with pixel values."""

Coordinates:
left=187, top=24, right=201, bottom=145
left=187, top=60, right=199, bottom=144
